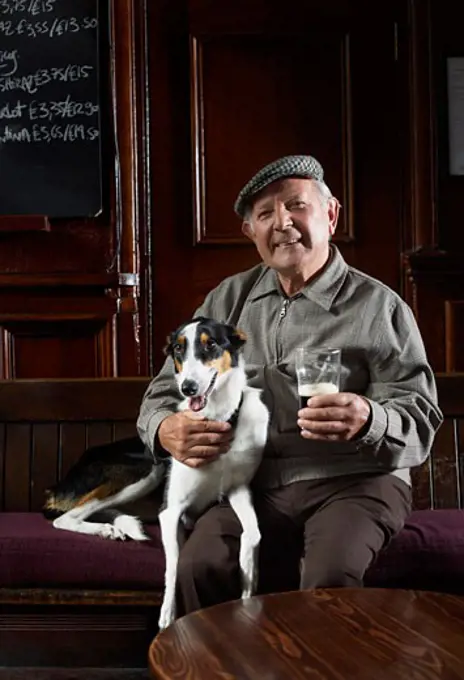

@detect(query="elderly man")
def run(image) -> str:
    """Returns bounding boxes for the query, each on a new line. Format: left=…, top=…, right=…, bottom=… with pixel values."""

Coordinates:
left=137, top=155, right=442, bottom=615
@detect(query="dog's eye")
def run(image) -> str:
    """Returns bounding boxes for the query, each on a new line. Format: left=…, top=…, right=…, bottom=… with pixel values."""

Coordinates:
left=173, top=344, right=183, bottom=356
left=205, top=338, right=217, bottom=350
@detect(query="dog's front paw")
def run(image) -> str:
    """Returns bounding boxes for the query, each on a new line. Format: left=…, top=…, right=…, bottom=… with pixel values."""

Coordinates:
left=158, top=602, right=176, bottom=630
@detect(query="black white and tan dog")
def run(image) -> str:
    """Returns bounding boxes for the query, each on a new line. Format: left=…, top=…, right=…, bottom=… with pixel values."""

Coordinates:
left=43, top=317, right=269, bottom=630
left=157, top=317, right=269, bottom=628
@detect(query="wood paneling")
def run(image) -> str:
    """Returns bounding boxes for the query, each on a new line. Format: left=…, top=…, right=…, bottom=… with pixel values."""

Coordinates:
left=445, top=301, right=464, bottom=372
left=404, top=250, right=464, bottom=371
left=411, top=373, right=464, bottom=510
left=0, top=378, right=150, bottom=512
left=431, top=0, right=464, bottom=253
left=190, top=32, right=354, bottom=245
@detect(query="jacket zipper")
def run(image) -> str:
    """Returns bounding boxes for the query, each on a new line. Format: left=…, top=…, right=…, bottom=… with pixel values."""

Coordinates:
left=275, top=298, right=290, bottom=361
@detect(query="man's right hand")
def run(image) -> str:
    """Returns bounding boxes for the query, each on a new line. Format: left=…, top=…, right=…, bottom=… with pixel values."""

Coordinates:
left=157, top=411, right=233, bottom=468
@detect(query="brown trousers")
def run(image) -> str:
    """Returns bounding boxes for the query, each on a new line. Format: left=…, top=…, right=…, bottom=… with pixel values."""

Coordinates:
left=175, top=473, right=412, bottom=616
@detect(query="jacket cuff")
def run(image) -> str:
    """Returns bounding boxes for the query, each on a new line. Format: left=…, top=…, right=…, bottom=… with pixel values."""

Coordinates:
left=147, top=410, right=176, bottom=459
left=355, top=398, right=388, bottom=448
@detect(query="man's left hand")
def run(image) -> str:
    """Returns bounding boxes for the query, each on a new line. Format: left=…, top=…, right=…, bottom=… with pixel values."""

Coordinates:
left=297, top=392, right=371, bottom=441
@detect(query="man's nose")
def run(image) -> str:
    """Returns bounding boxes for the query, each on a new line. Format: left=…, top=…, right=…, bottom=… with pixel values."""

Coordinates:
left=274, top=204, right=292, bottom=230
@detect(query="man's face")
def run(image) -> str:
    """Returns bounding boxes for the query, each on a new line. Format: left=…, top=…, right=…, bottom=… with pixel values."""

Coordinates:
left=241, top=178, right=339, bottom=281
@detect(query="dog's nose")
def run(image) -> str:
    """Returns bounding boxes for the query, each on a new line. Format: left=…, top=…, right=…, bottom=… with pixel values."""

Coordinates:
left=181, top=379, right=199, bottom=397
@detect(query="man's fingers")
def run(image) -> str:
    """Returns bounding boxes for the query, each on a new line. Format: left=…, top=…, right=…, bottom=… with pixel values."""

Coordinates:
left=297, top=419, right=348, bottom=434
left=300, top=430, right=340, bottom=441
left=187, top=431, right=234, bottom=446
left=183, top=413, right=231, bottom=433
left=197, top=419, right=232, bottom=433
left=185, top=444, right=227, bottom=458
left=298, top=407, right=348, bottom=422
left=306, top=393, right=353, bottom=408
left=183, top=456, right=217, bottom=468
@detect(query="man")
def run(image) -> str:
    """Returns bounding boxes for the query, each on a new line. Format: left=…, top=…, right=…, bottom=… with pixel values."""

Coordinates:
left=137, top=155, right=443, bottom=615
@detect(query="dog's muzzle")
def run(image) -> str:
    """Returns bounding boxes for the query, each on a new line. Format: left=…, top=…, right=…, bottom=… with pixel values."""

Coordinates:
left=183, top=371, right=218, bottom=412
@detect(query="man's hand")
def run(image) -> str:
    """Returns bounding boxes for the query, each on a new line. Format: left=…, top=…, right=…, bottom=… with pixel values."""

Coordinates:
left=297, top=392, right=371, bottom=441
left=158, top=411, right=233, bottom=468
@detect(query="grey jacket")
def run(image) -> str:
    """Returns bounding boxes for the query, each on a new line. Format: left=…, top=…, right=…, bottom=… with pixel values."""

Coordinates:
left=137, top=246, right=443, bottom=488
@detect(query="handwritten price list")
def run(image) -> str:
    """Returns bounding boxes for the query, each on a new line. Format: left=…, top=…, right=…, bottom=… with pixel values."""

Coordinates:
left=0, top=0, right=102, bottom=216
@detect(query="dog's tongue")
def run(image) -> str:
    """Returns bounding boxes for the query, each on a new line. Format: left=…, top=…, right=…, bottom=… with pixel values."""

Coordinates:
left=189, top=396, right=205, bottom=412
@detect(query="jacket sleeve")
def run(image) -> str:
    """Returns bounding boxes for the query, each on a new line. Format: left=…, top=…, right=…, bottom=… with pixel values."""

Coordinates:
left=356, top=299, right=443, bottom=469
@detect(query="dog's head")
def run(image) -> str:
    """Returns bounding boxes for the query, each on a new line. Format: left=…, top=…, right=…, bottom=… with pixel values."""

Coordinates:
left=164, top=317, right=247, bottom=412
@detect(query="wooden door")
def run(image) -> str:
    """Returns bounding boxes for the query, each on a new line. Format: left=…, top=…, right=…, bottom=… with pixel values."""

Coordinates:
left=147, top=0, right=407, bottom=370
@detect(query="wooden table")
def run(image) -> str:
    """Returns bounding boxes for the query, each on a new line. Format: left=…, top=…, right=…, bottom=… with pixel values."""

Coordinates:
left=149, top=588, right=464, bottom=679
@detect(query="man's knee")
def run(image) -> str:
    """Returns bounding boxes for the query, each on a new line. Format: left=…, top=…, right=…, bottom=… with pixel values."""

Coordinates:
left=301, top=511, right=385, bottom=589
left=301, top=549, right=368, bottom=588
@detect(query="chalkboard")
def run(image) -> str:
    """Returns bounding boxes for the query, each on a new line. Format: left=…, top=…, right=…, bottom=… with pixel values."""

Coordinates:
left=0, top=0, right=103, bottom=218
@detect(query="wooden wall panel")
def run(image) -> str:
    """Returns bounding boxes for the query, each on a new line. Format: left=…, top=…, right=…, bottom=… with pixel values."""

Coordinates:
left=431, top=0, right=464, bottom=253
left=404, top=251, right=464, bottom=371
left=0, top=319, right=113, bottom=379
left=0, top=378, right=148, bottom=512
left=30, top=424, right=60, bottom=512
left=4, top=424, right=31, bottom=512
left=445, top=301, right=464, bottom=373
left=191, top=32, right=354, bottom=245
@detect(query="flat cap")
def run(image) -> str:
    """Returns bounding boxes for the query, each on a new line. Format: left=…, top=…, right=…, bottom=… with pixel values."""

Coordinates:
left=234, top=154, right=324, bottom=218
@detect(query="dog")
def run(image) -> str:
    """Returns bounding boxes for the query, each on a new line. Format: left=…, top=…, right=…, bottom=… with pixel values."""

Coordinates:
left=157, top=316, right=269, bottom=629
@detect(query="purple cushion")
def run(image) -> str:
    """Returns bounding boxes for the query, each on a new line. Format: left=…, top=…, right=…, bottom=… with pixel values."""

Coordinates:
left=365, top=509, right=464, bottom=593
left=0, top=513, right=165, bottom=589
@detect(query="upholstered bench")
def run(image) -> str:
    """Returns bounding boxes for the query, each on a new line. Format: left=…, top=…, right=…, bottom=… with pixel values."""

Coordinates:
left=2, top=508, right=463, bottom=596
left=0, top=512, right=165, bottom=591
left=366, top=508, right=464, bottom=593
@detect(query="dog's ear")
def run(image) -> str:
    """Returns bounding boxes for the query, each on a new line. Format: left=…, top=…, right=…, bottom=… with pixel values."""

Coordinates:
left=163, top=332, right=176, bottom=357
left=227, top=325, right=247, bottom=349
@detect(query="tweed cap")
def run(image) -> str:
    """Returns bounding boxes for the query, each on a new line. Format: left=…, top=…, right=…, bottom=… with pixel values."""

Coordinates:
left=234, top=154, right=324, bottom=218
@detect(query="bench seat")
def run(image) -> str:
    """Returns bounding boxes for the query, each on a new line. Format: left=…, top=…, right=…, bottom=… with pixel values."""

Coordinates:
left=2, top=508, right=464, bottom=595
left=0, top=512, right=165, bottom=590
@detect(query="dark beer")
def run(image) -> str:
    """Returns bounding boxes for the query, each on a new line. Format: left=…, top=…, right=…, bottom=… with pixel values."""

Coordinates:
left=299, top=395, right=309, bottom=409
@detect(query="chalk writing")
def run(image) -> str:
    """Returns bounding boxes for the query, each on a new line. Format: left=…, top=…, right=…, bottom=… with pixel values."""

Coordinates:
left=0, top=16, right=98, bottom=37
left=0, top=0, right=57, bottom=16
left=0, top=65, right=94, bottom=94
left=0, top=48, right=18, bottom=75
left=0, top=123, right=99, bottom=143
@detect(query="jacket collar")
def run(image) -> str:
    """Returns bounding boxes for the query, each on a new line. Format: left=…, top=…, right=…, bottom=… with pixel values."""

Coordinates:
left=248, top=245, right=348, bottom=311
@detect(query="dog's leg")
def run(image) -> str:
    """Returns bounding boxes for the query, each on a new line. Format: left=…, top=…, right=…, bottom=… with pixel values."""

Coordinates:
left=158, top=503, right=187, bottom=630
left=228, top=485, right=261, bottom=600
left=53, top=499, right=129, bottom=540
left=91, top=509, right=149, bottom=541
left=52, top=469, right=162, bottom=540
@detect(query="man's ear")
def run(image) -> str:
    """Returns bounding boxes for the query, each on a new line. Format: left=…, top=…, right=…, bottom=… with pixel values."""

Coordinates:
left=327, top=197, right=340, bottom=237
left=242, top=221, right=255, bottom=242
